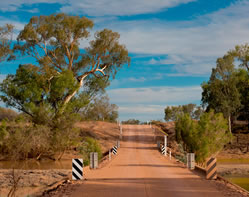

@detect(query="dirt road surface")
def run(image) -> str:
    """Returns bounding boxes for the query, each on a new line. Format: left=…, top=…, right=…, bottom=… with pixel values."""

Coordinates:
left=52, top=125, right=245, bottom=197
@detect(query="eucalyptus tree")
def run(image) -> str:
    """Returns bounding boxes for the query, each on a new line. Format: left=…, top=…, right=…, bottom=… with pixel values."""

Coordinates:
left=201, top=55, right=241, bottom=133
left=0, top=24, right=13, bottom=62
left=0, top=14, right=130, bottom=123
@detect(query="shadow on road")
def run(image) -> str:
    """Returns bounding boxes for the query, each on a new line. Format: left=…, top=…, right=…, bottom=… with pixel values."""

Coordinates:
left=122, top=146, right=157, bottom=150
left=122, top=135, right=154, bottom=144
left=77, top=177, right=222, bottom=197
left=115, top=164, right=180, bottom=168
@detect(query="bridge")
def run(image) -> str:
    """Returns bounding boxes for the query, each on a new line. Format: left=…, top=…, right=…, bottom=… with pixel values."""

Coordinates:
left=66, top=125, right=227, bottom=197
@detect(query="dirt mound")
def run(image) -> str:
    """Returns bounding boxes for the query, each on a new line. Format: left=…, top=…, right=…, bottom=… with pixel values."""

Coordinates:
left=75, top=121, right=120, bottom=153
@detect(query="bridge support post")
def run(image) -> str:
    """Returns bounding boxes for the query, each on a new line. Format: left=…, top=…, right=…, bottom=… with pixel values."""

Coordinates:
left=90, top=152, right=98, bottom=169
left=187, top=153, right=195, bottom=170
left=117, top=140, right=120, bottom=148
left=164, top=135, right=167, bottom=148
left=109, top=149, right=111, bottom=161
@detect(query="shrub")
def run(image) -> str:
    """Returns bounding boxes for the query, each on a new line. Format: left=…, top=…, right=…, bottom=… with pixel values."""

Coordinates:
left=0, top=107, right=18, bottom=121
left=175, top=110, right=232, bottom=162
left=79, top=137, right=102, bottom=166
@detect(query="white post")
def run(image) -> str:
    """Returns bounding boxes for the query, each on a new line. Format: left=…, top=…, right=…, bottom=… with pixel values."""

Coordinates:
left=109, top=149, right=111, bottom=161
left=164, top=135, right=167, bottom=156
left=164, top=135, right=167, bottom=147
left=120, top=126, right=122, bottom=135
left=169, top=150, right=171, bottom=160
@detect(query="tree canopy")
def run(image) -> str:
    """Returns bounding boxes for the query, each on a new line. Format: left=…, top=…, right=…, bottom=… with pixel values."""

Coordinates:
left=175, top=110, right=231, bottom=162
left=0, top=14, right=130, bottom=123
left=164, top=104, right=203, bottom=121
left=0, top=24, right=13, bottom=62
left=201, top=44, right=249, bottom=131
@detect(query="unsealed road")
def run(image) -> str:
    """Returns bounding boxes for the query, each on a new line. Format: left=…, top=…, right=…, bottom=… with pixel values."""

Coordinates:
left=69, top=125, right=229, bottom=197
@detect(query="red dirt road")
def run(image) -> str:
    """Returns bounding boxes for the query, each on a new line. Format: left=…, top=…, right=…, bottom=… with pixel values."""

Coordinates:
left=69, top=125, right=227, bottom=197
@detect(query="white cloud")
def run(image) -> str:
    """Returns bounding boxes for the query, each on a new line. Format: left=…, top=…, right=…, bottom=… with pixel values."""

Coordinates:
left=128, top=77, right=146, bottom=82
left=60, top=0, right=196, bottom=16
left=0, top=0, right=195, bottom=15
left=0, top=17, right=25, bottom=31
left=0, top=74, right=7, bottom=83
left=0, top=0, right=63, bottom=12
left=119, top=105, right=163, bottom=114
left=108, top=86, right=202, bottom=121
left=107, top=85, right=202, bottom=104
left=98, top=1, right=249, bottom=75
left=118, top=104, right=165, bottom=121
left=148, top=55, right=214, bottom=75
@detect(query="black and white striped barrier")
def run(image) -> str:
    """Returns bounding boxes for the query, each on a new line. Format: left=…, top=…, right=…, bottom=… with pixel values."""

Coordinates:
left=158, top=143, right=172, bottom=160
left=161, top=146, right=166, bottom=156
left=72, top=159, right=83, bottom=180
left=206, top=157, right=217, bottom=180
left=112, top=145, right=118, bottom=155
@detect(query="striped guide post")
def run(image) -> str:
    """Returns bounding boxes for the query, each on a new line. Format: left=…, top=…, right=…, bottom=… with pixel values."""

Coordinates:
left=112, top=145, right=118, bottom=155
left=72, top=159, right=83, bottom=180
left=206, top=157, right=217, bottom=180
left=161, top=146, right=166, bottom=156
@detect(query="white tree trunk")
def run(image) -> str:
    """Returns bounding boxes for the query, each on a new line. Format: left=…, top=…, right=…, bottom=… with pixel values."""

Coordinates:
left=60, top=75, right=87, bottom=113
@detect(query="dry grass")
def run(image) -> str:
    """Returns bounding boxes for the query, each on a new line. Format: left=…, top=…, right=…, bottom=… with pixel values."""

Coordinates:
left=75, top=121, right=120, bottom=153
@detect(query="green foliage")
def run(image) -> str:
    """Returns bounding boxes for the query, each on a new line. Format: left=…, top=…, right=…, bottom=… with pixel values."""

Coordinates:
left=229, top=44, right=249, bottom=71
left=202, top=44, right=249, bottom=125
left=0, top=15, right=128, bottom=161
left=1, top=13, right=130, bottom=121
left=0, top=120, right=8, bottom=146
left=175, top=110, right=232, bottom=162
left=195, top=111, right=232, bottom=162
left=164, top=104, right=203, bottom=121
left=79, top=137, right=102, bottom=166
left=122, top=119, right=140, bottom=125
left=201, top=55, right=241, bottom=119
left=0, top=24, right=14, bottom=62
left=0, top=120, right=82, bottom=160
left=0, top=107, right=18, bottom=121
left=81, top=94, right=118, bottom=122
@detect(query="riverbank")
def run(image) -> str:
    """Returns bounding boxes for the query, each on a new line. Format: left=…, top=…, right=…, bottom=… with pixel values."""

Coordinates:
left=0, top=169, right=71, bottom=197
left=0, top=121, right=120, bottom=196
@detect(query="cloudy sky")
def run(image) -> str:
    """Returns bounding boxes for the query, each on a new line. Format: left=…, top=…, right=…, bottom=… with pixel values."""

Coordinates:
left=1, top=0, right=249, bottom=121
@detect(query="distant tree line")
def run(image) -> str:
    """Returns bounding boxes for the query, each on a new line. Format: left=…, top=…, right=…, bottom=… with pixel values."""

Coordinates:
left=164, top=104, right=203, bottom=121
left=122, top=119, right=140, bottom=125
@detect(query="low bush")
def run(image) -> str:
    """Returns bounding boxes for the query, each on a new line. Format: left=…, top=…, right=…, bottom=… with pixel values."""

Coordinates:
left=79, top=137, right=102, bottom=166
left=0, top=107, right=18, bottom=121
left=175, top=110, right=232, bottom=162
left=0, top=120, right=82, bottom=160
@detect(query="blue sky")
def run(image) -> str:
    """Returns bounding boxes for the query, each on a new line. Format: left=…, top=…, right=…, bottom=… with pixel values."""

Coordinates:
left=0, top=0, right=249, bottom=121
